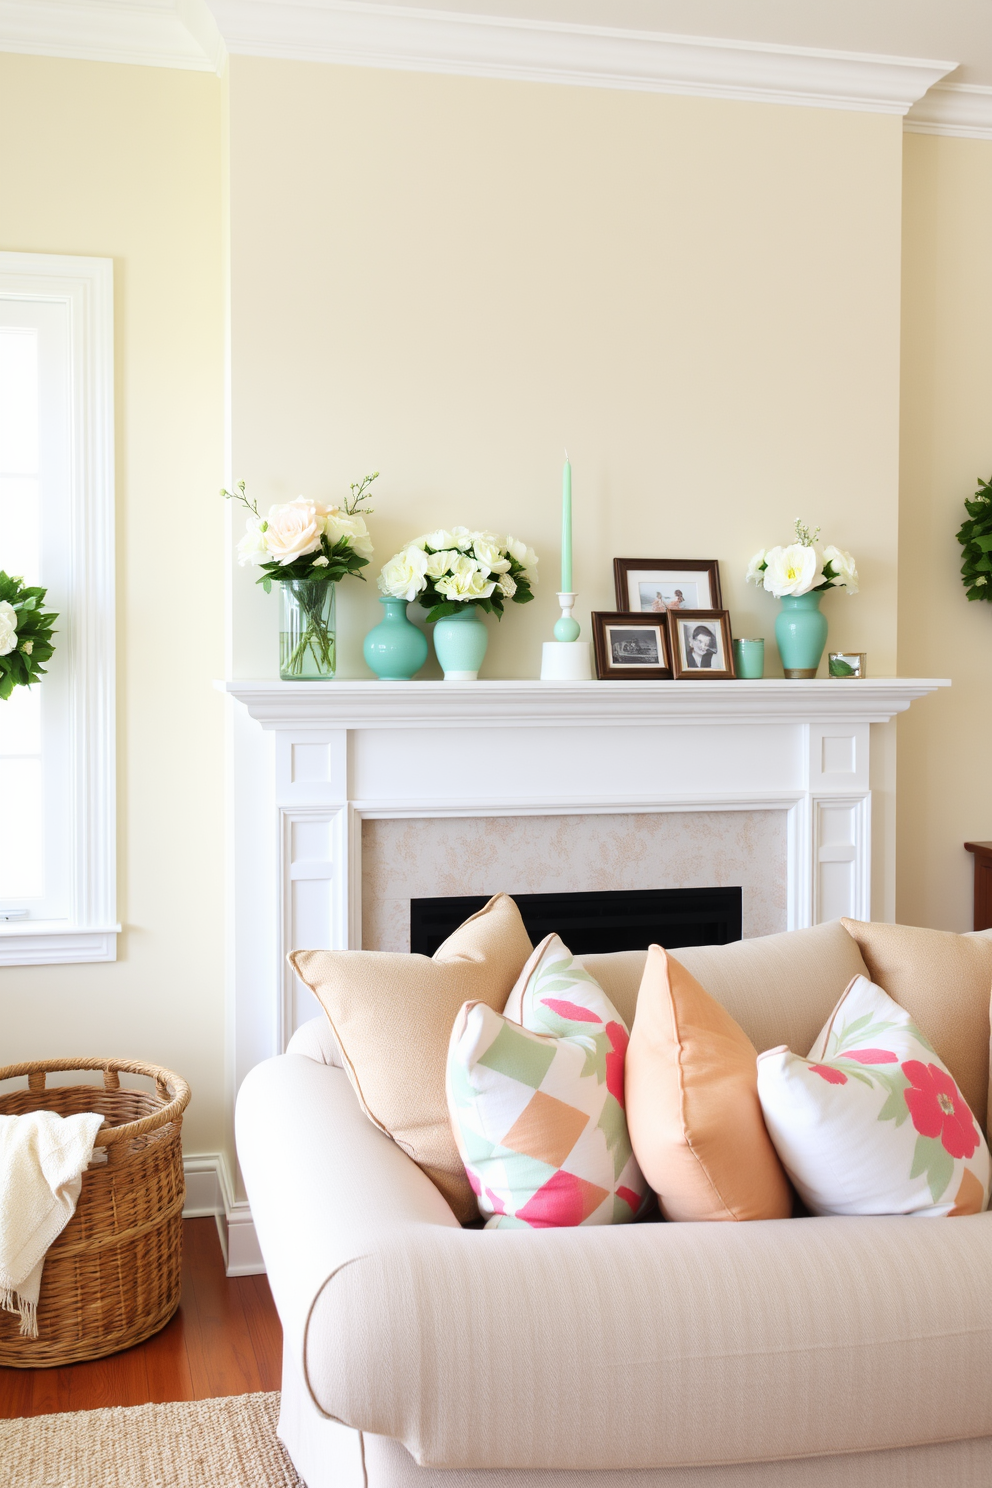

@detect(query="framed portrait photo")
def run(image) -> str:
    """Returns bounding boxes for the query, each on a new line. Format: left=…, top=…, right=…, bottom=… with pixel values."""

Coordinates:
left=592, top=612, right=673, bottom=680
left=667, top=609, right=736, bottom=680
left=613, top=558, right=722, bottom=616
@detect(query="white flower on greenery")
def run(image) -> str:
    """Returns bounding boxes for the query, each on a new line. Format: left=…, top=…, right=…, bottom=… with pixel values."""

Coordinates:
left=497, top=572, right=517, bottom=598
left=745, top=549, right=767, bottom=585
left=823, top=545, right=859, bottom=595
left=506, top=536, right=539, bottom=583
left=472, top=539, right=511, bottom=575
left=237, top=517, right=270, bottom=567
left=325, top=509, right=373, bottom=560
left=425, top=548, right=458, bottom=579
left=264, top=500, right=324, bottom=566
left=0, top=601, right=17, bottom=656
left=470, top=530, right=502, bottom=547
left=449, top=527, right=474, bottom=551
left=378, top=545, right=429, bottom=602
left=420, top=529, right=456, bottom=551
left=312, top=555, right=330, bottom=567
left=762, top=543, right=820, bottom=598
left=436, top=561, right=496, bottom=601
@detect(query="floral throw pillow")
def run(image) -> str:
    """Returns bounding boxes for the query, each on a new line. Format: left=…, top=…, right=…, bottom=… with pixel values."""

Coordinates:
left=446, top=934, right=647, bottom=1228
left=757, top=974, right=991, bottom=1218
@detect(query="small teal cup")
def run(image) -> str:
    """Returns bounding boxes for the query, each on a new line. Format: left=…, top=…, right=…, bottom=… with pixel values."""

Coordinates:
left=733, top=637, right=764, bottom=679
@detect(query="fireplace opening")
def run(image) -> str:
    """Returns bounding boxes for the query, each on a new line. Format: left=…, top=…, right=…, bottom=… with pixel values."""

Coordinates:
left=409, top=887, right=743, bottom=958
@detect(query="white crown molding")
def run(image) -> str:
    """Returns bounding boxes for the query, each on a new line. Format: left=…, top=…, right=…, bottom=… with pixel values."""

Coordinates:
left=0, top=0, right=222, bottom=73
left=0, top=0, right=957, bottom=113
left=905, top=83, right=992, bottom=140
left=210, top=2, right=955, bottom=113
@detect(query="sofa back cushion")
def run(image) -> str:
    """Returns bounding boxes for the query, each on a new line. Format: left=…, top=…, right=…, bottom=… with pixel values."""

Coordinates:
left=585, top=920, right=870, bottom=1056
left=842, top=919, right=992, bottom=1135
left=289, top=893, right=533, bottom=1222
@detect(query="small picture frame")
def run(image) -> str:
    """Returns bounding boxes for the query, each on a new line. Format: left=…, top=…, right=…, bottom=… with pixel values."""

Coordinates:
left=613, top=558, right=722, bottom=615
left=668, top=610, right=736, bottom=680
left=592, top=612, right=673, bottom=680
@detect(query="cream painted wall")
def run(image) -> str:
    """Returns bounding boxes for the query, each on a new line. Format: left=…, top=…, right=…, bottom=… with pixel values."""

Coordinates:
left=897, top=134, right=992, bottom=931
left=0, top=55, right=227, bottom=1157
left=227, top=59, right=904, bottom=686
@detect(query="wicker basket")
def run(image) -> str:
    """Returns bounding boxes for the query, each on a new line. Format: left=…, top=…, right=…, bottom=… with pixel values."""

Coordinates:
left=0, top=1057, right=191, bottom=1368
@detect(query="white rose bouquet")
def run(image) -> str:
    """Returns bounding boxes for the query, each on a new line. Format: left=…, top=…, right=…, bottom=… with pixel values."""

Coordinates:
left=0, top=572, right=57, bottom=701
left=746, top=520, right=858, bottom=598
left=378, top=527, right=538, bottom=623
left=223, top=472, right=376, bottom=593
left=223, top=472, right=377, bottom=678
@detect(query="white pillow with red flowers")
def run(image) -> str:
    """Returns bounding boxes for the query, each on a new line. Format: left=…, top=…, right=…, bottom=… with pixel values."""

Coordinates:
left=756, top=974, right=991, bottom=1218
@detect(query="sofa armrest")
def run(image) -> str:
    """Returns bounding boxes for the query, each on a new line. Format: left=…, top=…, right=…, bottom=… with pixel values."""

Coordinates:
left=235, top=1053, right=459, bottom=1359
left=238, top=1052, right=992, bottom=1474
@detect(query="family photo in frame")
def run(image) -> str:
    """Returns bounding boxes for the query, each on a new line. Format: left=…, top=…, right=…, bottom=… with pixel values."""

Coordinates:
left=613, top=558, right=722, bottom=615
left=591, top=612, right=672, bottom=680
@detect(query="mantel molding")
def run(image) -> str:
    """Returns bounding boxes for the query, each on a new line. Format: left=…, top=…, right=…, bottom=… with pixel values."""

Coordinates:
left=219, top=677, right=948, bottom=731
left=0, top=1, right=959, bottom=122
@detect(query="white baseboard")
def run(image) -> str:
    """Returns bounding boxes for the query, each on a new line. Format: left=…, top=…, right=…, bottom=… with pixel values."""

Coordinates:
left=182, top=1152, right=266, bottom=1278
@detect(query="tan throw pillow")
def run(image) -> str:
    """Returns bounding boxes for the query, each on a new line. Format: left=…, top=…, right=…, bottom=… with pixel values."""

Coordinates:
left=625, top=945, right=792, bottom=1222
left=289, top=894, right=533, bottom=1222
left=841, top=919, right=992, bottom=1135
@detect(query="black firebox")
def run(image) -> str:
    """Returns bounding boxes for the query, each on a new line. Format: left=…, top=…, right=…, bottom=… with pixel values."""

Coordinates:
left=409, top=886, right=742, bottom=958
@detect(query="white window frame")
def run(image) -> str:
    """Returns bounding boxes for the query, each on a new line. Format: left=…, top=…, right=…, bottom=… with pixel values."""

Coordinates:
left=0, top=252, right=117, bottom=965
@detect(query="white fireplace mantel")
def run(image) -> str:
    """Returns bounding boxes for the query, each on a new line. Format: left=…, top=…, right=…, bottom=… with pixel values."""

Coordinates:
left=220, top=675, right=945, bottom=1268
left=220, top=676, right=945, bottom=730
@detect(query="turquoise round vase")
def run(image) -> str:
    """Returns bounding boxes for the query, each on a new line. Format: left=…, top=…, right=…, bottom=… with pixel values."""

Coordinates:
left=776, top=591, right=828, bottom=678
left=433, top=605, right=489, bottom=681
left=363, top=597, right=429, bottom=680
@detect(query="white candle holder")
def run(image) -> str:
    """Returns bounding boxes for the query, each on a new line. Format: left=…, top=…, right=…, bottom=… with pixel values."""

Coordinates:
left=540, top=592, right=593, bottom=681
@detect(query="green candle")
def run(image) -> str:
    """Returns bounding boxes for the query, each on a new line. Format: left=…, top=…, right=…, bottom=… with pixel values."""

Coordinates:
left=561, top=451, right=572, bottom=592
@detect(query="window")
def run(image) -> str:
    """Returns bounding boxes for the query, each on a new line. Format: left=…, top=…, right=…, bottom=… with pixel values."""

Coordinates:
left=0, top=254, right=116, bottom=964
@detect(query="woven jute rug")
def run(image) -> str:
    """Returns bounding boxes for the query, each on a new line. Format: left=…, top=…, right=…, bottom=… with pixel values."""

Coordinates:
left=0, top=1391, right=305, bottom=1488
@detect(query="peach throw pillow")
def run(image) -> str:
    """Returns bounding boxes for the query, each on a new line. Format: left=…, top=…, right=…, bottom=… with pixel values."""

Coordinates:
left=625, top=944, right=791, bottom=1221
left=290, top=893, right=533, bottom=1222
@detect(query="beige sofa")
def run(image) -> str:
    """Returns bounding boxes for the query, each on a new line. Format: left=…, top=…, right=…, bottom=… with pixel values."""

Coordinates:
left=236, top=920, right=992, bottom=1488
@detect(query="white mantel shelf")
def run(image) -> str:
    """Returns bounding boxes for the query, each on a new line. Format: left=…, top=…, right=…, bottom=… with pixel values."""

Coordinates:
left=220, top=677, right=948, bottom=730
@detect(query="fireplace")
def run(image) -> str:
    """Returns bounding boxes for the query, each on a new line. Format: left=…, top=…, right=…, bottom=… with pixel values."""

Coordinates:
left=411, top=887, right=742, bottom=957
left=220, top=674, right=943, bottom=1273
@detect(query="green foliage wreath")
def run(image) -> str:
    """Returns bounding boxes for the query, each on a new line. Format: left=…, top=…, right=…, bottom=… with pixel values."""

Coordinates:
left=957, top=475, right=992, bottom=604
left=0, top=572, right=58, bottom=701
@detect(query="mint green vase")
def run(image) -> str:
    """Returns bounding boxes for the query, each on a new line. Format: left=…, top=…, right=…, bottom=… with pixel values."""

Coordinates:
left=433, top=605, right=489, bottom=681
left=363, top=597, right=429, bottom=680
left=776, top=591, right=828, bottom=678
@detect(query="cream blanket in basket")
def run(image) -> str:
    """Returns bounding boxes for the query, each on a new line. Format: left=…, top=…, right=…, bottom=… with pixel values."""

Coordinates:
left=0, top=1110, right=105, bottom=1338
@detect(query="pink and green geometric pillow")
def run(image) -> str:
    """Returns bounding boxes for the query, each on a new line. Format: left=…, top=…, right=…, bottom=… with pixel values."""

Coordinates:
left=446, top=934, right=647, bottom=1229
left=757, top=974, right=991, bottom=1218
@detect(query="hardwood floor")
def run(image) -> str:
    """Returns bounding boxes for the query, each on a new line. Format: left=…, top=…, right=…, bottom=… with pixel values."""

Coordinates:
left=0, top=1218, right=281, bottom=1419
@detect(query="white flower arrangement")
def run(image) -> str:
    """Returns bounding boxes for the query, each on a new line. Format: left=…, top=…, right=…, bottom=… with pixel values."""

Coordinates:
left=378, top=528, right=538, bottom=622
left=223, top=473, right=377, bottom=593
left=747, top=520, right=859, bottom=599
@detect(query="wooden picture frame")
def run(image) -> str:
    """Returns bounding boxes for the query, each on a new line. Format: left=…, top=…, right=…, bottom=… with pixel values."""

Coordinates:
left=591, top=612, right=673, bottom=680
left=667, top=609, right=736, bottom=680
left=613, top=558, right=723, bottom=615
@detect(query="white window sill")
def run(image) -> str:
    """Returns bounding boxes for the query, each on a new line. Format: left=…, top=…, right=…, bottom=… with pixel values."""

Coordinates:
left=0, top=922, right=121, bottom=966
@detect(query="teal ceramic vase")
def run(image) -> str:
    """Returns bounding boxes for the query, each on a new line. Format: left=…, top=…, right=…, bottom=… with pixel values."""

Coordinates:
left=433, top=605, right=489, bottom=680
left=776, top=591, right=828, bottom=678
left=363, top=597, right=429, bottom=680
